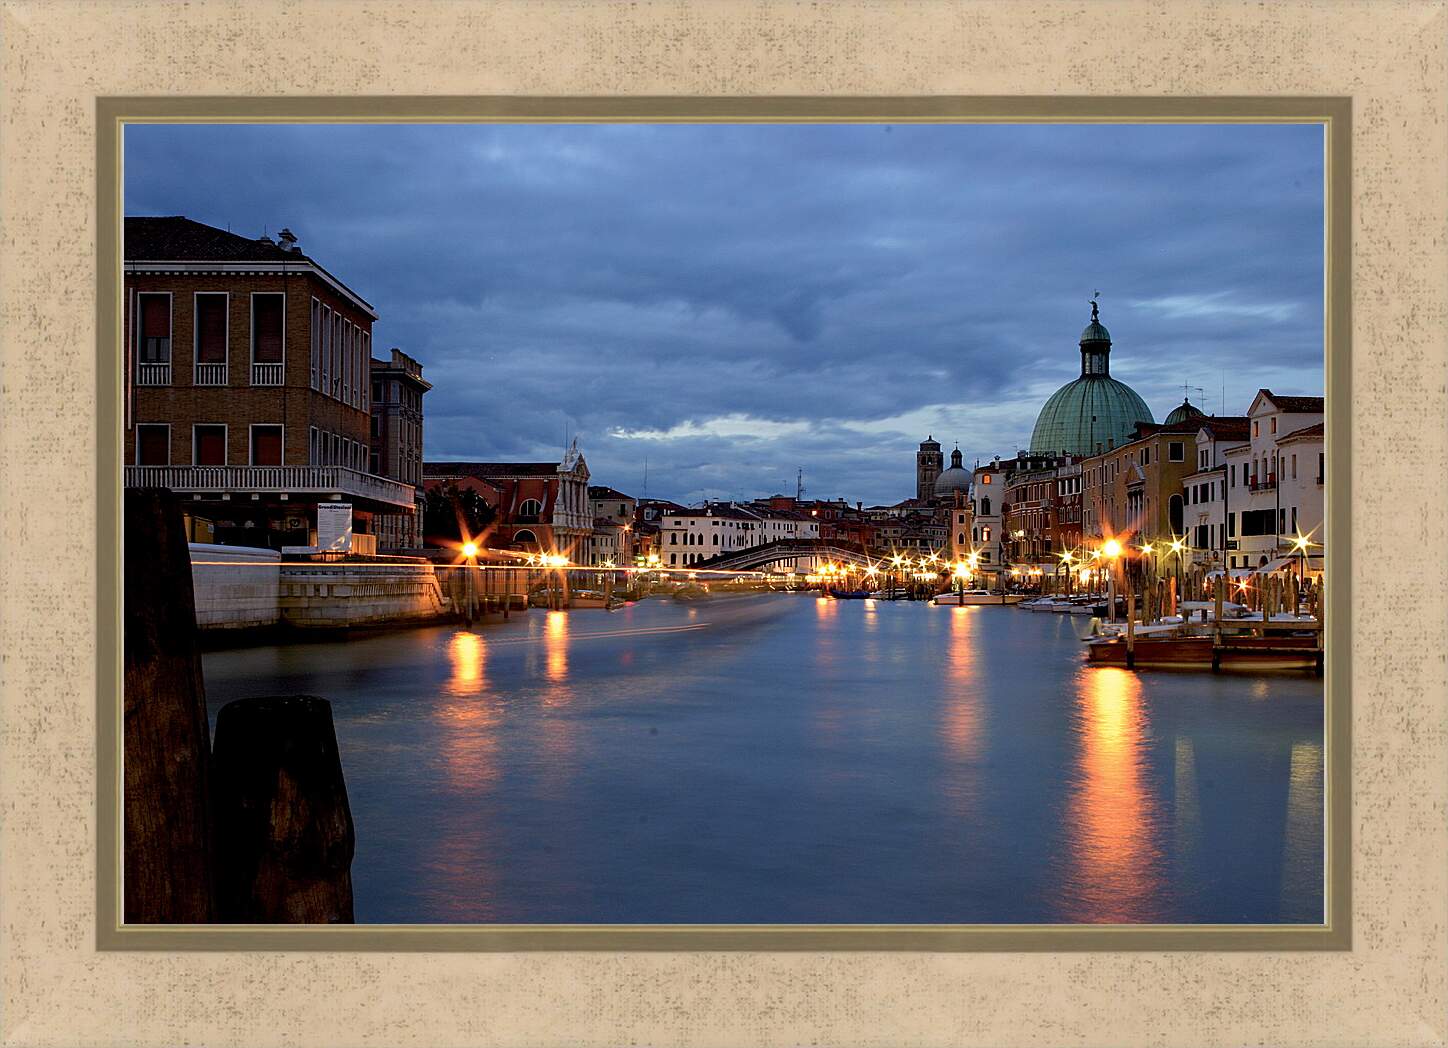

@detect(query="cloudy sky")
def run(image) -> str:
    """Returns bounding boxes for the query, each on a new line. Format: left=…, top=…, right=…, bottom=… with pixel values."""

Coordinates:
left=125, top=122, right=1323, bottom=506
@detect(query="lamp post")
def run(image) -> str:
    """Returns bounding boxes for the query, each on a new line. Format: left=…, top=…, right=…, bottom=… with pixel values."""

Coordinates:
left=1102, top=538, right=1122, bottom=622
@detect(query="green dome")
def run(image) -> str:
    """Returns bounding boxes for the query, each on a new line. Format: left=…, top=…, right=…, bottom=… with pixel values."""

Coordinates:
left=1029, top=376, right=1154, bottom=456
left=1164, top=398, right=1205, bottom=425
left=1028, top=298, right=1154, bottom=456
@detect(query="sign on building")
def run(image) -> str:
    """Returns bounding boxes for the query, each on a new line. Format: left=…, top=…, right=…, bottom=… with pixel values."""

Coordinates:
left=317, top=502, right=354, bottom=552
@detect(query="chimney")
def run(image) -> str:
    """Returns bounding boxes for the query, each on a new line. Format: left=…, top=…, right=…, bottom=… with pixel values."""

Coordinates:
left=277, top=228, right=299, bottom=252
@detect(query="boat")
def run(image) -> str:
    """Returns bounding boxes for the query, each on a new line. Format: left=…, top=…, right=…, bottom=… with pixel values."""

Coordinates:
left=567, top=590, right=621, bottom=609
left=827, top=587, right=872, bottom=600
left=1085, top=632, right=1321, bottom=670
left=1019, top=596, right=1068, bottom=612
left=1050, top=596, right=1107, bottom=615
left=932, top=589, right=1027, bottom=606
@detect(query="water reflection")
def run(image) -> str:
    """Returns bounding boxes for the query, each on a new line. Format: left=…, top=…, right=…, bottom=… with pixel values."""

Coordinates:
left=1058, top=666, right=1165, bottom=922
left=1280, top=741, right=1324, bottom=921
left=446, top=630, right=486, bottom=697
left=941, top=608, right=982, bottom=761
left=1173, top=735, right=1201, bottom=876
left=544, top=610, right=569, bottom=686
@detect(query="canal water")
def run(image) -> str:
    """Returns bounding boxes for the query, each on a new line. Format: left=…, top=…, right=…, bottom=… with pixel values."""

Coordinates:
left=202, top=593, right=1324, bottom=924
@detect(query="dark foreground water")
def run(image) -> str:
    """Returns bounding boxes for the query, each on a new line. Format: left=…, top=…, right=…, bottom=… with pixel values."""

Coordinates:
left=202, top=593, right=1324, bottom=924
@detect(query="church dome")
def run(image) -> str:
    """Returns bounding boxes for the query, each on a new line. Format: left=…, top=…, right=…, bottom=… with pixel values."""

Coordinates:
left=1164, top=398, right=1206, bottom=425
left=933, top=447, right=971, bottom=496
left=1028, top=299, right=1154, bottom=456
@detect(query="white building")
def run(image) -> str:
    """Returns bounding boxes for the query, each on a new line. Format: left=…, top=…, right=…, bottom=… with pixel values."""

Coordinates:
left=1181, top=416, right=1251, bottom=568
left=1221, top=390, right=1324, bottom=571
left=659, top=503, right=820, bottom=570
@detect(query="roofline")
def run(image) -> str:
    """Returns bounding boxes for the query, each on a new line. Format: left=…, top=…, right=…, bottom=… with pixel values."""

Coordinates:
left=124, top=260, right=378, bottom=319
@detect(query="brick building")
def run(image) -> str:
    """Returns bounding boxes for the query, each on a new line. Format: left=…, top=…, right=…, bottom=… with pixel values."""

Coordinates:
left=423, top=441, right=592, bottom=559
left=370, top=348, right=430, bottom=549
left=123, top=216, right=416, bottom=550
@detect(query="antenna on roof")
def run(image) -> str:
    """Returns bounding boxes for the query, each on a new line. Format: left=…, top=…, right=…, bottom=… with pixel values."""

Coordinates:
left=796, top=467, right=804, bottom=502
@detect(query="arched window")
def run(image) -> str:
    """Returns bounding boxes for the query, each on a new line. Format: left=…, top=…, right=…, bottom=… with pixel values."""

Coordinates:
left=670, top=532, right=678, bottom=544
left=980, top=497, right=991, bottom=516
left=518, top=498, right=543, bottom=518
left=513, top=529, right=538, bottom=547
left=957, top=532, right=965, bottom=544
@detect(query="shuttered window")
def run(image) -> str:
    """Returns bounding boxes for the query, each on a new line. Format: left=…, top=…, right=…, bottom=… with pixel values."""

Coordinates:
left=252, top=294, right=284, bottom=363
left=194, top=425, right=226, bottom=466
left=195, top=293, right=227, bottom=363
left=251, top=425, right=283, bottom=466
left=136, top=425, right=169, bottom=465
left=138, top=294, right=171, bottom=362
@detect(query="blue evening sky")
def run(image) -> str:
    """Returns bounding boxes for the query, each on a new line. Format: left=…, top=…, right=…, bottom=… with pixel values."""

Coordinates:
left=124, top=122, right=1324, bottom=505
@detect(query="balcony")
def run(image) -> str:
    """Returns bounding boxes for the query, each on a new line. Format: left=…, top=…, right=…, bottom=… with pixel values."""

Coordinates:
left=251, top=362, right=285, bottom=386
left=1249, top=473, right=1277, bottom=492
left=125, top=464, right=416, bottom=510
left=194, top=362, right=228, bottom=386
left=135, top=362, right=171, bottom=386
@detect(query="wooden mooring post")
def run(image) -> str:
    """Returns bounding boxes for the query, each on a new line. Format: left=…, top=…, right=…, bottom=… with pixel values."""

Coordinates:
left=123, top=488, right=216, bottom=923
left=211, top=695, right=356, bottom=923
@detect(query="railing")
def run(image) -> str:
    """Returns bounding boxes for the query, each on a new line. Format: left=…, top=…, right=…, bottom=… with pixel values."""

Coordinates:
left=1249, top=473, right=1277, bottom=492
left=125, top=464, right=416, bottom=509
left=135, top=362, right=171, bottom=386
left=251, top=362, right=284, bottom=386
left=194, top=362, right=228, bottom=386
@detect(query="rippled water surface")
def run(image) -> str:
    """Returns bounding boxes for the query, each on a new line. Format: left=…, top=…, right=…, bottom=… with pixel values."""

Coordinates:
left=203, top=593, right=1324, bottom=924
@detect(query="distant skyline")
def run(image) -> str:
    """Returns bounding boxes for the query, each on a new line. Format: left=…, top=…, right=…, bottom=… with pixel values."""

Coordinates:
left=125, top=122, right=1324, bottom=506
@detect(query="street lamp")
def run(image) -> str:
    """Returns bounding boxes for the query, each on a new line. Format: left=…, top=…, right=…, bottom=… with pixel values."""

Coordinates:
left=1102, top=538, right=1123, bottom=622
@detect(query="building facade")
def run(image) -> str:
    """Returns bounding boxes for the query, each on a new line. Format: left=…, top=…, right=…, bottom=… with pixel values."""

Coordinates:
left=123, top=216, right=416, bottom=550
left=422, top=440, right=592, bottom=559
left=369, top=348, right=430, bottom=549
left=1224, top=391, right=1325, bottom=570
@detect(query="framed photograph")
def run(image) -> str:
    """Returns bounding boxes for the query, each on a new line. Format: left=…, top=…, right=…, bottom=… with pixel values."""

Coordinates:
left=4, top=3, right=1445, bottom=1046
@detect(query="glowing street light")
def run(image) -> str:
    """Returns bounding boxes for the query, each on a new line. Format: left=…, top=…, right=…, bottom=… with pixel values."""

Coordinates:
left=461, top=542, right=479, bottom=559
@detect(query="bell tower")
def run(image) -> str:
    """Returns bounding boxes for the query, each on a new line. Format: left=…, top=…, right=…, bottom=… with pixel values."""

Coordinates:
left=916, top=435, right=943, bottom=501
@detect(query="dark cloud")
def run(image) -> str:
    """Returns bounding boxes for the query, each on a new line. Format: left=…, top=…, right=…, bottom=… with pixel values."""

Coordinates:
left=125, top=122, right=1323, bottom=504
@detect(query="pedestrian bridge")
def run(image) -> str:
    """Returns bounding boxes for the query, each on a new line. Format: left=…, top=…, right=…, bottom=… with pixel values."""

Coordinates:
left=686, top=539, right=875, bottom=573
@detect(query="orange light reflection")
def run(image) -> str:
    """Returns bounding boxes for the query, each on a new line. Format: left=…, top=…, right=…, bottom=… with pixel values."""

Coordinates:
left=1059, top=666, right=1164, bottom=922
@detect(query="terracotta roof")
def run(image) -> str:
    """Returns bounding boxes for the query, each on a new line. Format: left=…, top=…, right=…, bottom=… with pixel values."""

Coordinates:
left=1278, top=422, right=1324, bottom=442
left=1197, top=416, right=1251, bottom=440
left=588, top=485, right=634, bottom=500
left=1260, top=390, right=1325, bottom=413
left=424, top=461, right=561, bottom=479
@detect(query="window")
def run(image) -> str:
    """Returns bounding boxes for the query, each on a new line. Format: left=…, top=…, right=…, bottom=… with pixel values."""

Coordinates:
left=250, top=424, right=284, bottom=466
left=194, top=293, right=228, bottom=372
left=310, top=299, right=321, bottom=389
left=982, top=527, right=991, bottom=541
left=137, top=293, right=171, bottom=363
left=670, top=553, right=677, bottom=565
left=981, top=473, right=991, bottom=485
left=518, top=498, right=543, bottom=519
left=135, top=424, right=169, bottom=465
left=1230, top=464, right=1237, bottom=488
left=251, top=293, right=285, bottom=363
left=193, top=424, right=226, bottom=466
left=1252, top=420, right=1260, bottom=437
left=317, top=306, right=329, bottom=391
left=1291, top=506, right=1298, bottom=533
left=1271, top=416, right=1277, bottom=434
left=1168, top=441, right=1184, bottom=462
left=309, top=426, right=319, bottom=465
left=1291, top=453, right=1297, bottom=479
left=1228, top=513, right=1236, bottom=537
left=1317, top=453, right=1324, bottom=482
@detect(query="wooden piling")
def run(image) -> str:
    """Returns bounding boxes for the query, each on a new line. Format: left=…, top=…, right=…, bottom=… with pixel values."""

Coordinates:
left=123, top=488, right=216, bottom=923
left=211, top=695, right=356, bottom=923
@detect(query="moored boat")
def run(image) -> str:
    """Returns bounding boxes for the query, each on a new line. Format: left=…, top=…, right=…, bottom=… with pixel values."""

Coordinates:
left=933, top=590, right=1027, bottom=606
left=1085, top=632, right=1321, bottom=670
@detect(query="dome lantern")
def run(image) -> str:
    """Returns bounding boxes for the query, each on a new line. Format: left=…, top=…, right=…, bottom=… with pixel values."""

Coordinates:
left=1028, top=296, right=1154, bottom=456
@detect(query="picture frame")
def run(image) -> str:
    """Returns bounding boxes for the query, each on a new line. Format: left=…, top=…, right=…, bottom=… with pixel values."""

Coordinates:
left=4, top=2, right=1444, bottom=1045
